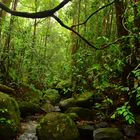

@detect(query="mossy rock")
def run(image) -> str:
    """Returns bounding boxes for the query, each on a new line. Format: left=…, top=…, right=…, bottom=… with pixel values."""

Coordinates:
left=41, top=103, right=55, bottom=113
left=93, top=128, right=124, bottom=140
left=65, top=107, right=92, bottom=120
left=59, top=98, right=76, bottom=111
left=75, top=92, right=94, bottom=107
left=55, top=80, right=72, bottom=98
left=67, top=113, right=79, bottom=121
left=19, top=101, right=41, bottom=117
left=16, top=84, right=42, bottom=102
left=78, top=125, right=95, bottom=140
left=59, top=92, right=94, bottom=111
left=36, top=112, right=80, bottom=140
left=43, top=89, right=60, bottom=105
left=0, top=92, right=20, bottom=140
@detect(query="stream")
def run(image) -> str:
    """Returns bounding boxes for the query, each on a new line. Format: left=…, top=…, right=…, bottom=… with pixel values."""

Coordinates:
left=17, top=106, right=61, bottom=140
left=17, top=115, right=43, bottom=140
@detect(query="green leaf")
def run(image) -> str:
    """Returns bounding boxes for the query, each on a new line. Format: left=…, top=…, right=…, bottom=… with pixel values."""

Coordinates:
left=123, top=111, right=128, bottom=117
left=136, top=93, right=140, bottom=98
left=117, top=109, right=124, bottom=114
left=111, top=113, right=116, bottom=119
left=6, top=120, right=12, bottom=125
left=121, top=87, right=129, bottom=92
left=128, top=119, right=135, bottom=125
left=137, top=101, right=140, bottom=106
left=125, top=115, right=130, bottom=121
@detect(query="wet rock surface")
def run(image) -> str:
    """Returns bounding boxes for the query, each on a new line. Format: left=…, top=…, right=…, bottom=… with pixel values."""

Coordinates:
left=9, top=89, right=140, bottom=140
left=123, top=125, right=137, bottom=137
left=93, top=127, right=124, bottom=140
left=78, top=124, right=94, bottom=140
left=36, top=112, right=80, bottom=140
left=65, top=107, right=92, bottom=120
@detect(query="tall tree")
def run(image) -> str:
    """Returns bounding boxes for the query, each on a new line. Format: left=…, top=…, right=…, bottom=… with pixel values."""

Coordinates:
left=1, top=0, right=18, bottom=84
left=114, top=0, right=132, bottom=86
left=0, top=0, right=12, bottom=38
left=133, top=0, right=140, bottom=63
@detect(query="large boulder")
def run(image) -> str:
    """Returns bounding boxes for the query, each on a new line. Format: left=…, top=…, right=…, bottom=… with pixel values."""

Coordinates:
left=93, top=128, right=124, bottom=140
left=59, top=92, right=94, bottom=111
left=40, top=103, right=55, bottom=113
left=15, top=84, right=42, bottom=101
left=16, top=85, right=42, bottom=117
left=123, top=125, right=136, bottom=137
left=43, top=89, right=60, bottom=105
left=78, top=125, right=95, bottom=140
left=65, top=107, right=92, bottom=120
left=59, top=98, right=76, bottom=111
left=0, top=92, right=20, bottom=140
left=76, top=92, right=94, bottom=107
left=36, top=112, right=80, bottom=140
left=19, top=101, right=41, bottom=117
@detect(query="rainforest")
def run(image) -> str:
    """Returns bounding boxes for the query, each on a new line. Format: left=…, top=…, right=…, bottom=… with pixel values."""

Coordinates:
left=0, top=0, right=140, bottom=140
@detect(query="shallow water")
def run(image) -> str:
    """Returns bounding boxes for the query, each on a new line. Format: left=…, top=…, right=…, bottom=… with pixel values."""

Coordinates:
left=18, top=120, right=38, bottom=140
left=17, top=114, right=43, bottom=140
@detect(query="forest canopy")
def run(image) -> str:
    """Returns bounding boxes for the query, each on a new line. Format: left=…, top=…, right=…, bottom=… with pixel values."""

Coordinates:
left=0, top=0, right=117, bottom=49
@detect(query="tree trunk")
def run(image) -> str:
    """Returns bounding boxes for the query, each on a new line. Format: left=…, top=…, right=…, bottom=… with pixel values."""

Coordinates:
left=32, top=0, right=38, bottom=49
left=0, top=0, right=12, bottom=38
left=115, top=0, right=132, bottom=86
left=134, top=0, right=140, bottom=63
left=71, top=0, right=81, bottom=93
left=1, top=0, right=18, bottom=84
left=115, top=0, right=128, bottom=38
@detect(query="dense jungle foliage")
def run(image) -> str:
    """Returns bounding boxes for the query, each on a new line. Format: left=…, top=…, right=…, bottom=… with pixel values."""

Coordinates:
left=0, top=0, right=140, bottom=137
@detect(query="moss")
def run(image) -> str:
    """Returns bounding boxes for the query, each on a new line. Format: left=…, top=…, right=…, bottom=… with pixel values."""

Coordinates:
left=65, top=107, right=92, bottom=120
left=17, top=86, right=42, bottom=117
left=36, top=112, right=79, bottom=140
left=59, top=92, right=94, bottom=111
left=76, top=92, right=94, bottom=107
left=15, top=84, right=42, bottom=104
left=0, top=92, right=20, bottom=140
left=66, top=113, right=79, bottom=121
left=59, top=98, right=76, bottom=111
left=77, top=92, right=93, bottom=99
left=43, top=89, right=60, bottom=105
left=41, top=103, right=55, bottom=113
left=19, top=101, right=41, bottom=117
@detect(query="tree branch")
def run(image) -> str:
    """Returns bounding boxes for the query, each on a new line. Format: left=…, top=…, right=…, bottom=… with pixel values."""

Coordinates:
left=0, top=0, right=71, bottom=18
left=72, top=0, right=115, bottom=27
left=0, top=0, right=124, bottom=50
left=101, top=35, right=130, bottom=49
left=52, top=15, right=99, bottom=50
left=52, top=15, right=130, bottom=50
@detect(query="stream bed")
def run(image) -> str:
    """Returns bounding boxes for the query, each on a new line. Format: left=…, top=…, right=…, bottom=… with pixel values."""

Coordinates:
left=17, top=115, right=43, bottom=140
left=17, top=117, right=140, bottom=140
